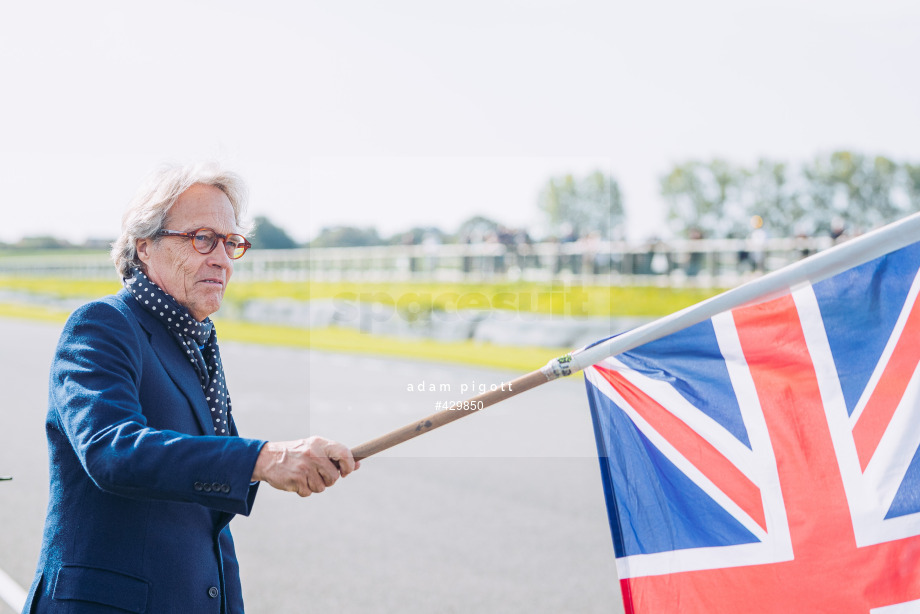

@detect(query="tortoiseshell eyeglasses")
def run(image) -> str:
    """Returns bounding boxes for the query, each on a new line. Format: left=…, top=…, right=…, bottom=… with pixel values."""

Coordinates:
left=157, top=228, right=252, bottom=260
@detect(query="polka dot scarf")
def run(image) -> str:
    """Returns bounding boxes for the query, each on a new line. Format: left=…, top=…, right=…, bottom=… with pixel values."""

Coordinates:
left=126, top=267, right=232, bottom=435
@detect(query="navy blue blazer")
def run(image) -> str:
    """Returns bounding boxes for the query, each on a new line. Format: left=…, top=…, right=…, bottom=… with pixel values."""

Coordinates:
left=24, top=289, right=266, bottom=613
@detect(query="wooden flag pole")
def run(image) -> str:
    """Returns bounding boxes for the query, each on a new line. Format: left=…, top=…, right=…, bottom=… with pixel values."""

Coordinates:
left=351, top=211, right=920, bottom=461
left=350, top=363, right=566, bottom=460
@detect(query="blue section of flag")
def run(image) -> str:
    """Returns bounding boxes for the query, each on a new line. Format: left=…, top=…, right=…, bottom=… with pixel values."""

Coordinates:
left=587, top=377, right=760, bottom=557
left=616, top=319, right=751, bottom=449
left=813, top=243, right=920, bottom=417
left=888, top=445, right=920, bottom=519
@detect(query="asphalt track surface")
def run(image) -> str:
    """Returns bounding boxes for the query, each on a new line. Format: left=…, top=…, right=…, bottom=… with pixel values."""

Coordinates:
left=0, top=316, right=624, bottom=613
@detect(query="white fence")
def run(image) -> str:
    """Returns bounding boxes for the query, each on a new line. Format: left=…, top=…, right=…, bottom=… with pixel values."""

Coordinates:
left=0, top=236, right=834, bottom=288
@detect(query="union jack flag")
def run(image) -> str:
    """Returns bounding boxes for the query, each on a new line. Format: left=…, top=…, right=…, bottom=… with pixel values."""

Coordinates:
left=585, top=242, right=920, bottom=613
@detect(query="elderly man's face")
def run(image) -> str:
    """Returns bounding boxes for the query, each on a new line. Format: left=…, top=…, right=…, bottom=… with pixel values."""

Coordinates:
left=136, top=184, right=237, bottom=321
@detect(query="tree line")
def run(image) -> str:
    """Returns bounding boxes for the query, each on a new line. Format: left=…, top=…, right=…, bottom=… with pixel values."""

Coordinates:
left=661, top=151, right=920, bottom=239
left=303, top=150, right=920, bottom=247
left=4, top=150, right=917, bottom=251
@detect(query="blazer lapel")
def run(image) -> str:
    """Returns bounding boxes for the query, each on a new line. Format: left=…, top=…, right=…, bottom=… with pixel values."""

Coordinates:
left=118, top=290, right=215, bottom=436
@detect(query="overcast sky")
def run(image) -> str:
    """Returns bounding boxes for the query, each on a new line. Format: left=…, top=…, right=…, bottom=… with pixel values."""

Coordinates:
left=1, top=1, right=918, bottom=244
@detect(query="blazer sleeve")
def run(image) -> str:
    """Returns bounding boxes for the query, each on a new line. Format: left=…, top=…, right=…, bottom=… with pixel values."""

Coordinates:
left=50, top=299, right=266, bottom=515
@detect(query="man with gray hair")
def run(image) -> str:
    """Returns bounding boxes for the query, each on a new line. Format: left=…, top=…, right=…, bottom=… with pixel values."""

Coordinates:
left=23, top=162, right=358, bottom=613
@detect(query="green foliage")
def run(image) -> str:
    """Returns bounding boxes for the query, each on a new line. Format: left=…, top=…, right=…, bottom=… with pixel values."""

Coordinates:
left=660, top=159, right=749, bottom=238
left=538, top=170, right=624, bottom=238
left=905, top=163, right=920, bottom=206
left=455, top=215, right=501, bottom=241
left=801, top=152, right=904, bottom=234
left=308, top=226, right=383, bottom=247
left=386, top=226, right=448, bottom=246
left=747, top=159, right=808, bottom=237
left=16, top=236, right=74, bottom=249
left=250, top=216, right=299, bottom=249
left=662, top=151, right=920, bottom=238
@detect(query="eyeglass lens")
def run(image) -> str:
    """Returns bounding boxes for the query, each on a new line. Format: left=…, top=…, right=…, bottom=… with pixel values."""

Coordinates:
left=192, top=229, right=247, bottom=259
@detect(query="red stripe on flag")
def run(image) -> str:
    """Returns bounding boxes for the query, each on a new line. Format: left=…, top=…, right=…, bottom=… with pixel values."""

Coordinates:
left=618, top=293, right=920, bottom=613
left=594, top=364, right=767, bottom=532
left=852, top=292, right=920, bottom=471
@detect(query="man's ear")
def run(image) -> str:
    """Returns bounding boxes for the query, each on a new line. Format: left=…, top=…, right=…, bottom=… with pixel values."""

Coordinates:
left=136, top=238, right=152, bottom=265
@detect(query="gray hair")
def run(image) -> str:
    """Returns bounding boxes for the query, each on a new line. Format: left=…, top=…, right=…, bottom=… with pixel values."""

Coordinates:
left=111, top=162, right=252, bottom=279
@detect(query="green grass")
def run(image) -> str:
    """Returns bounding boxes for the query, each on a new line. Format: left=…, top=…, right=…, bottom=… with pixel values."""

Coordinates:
left=0, top=302, right=569, bottom=372
left=213, top=320, right=572, bottom=372
left=0, top=277, right=722, bottom=317
left=280, top=281, right=714, bottom=318
left=0, top=276, right=724, bottom=370
left=0, top=248, right=109, bottom=257
left=0, top=277, right=123, bottom=298
left=0, top=302, right=75, bottom=323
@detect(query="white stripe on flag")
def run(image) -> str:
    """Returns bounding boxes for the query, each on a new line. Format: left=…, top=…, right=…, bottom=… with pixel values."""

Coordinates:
left=870, top=599, right=920, bottom=613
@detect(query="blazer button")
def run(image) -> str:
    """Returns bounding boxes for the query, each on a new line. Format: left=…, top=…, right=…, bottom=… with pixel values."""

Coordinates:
left=208, top=586, right=220, bottom=599
left=194, top=482, right=203, bottom=491
left=202, top=483, right=212, bottom=492
left=211, top=482, right=222, bottom=492
left=221, top=484, right=231, bottom=494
